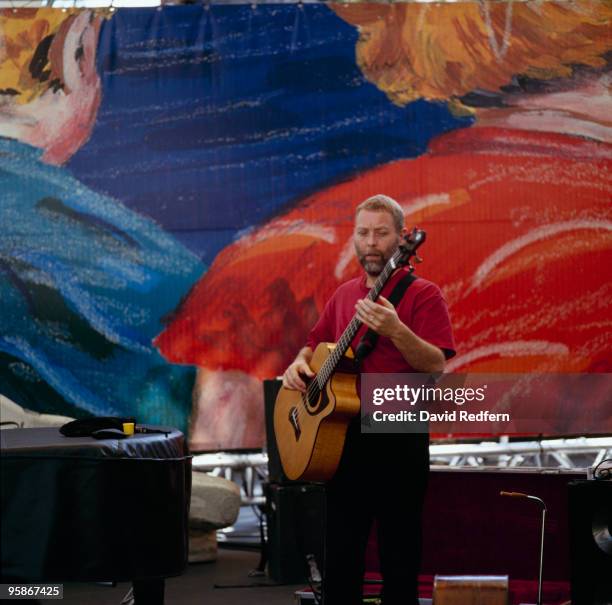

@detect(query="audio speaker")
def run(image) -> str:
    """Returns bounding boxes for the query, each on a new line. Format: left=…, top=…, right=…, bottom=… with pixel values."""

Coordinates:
left=568, top=480, right=612, bottom=605
left=265, top=482, right=325, bottom=584
left=263, top=378, right=286, bottom=483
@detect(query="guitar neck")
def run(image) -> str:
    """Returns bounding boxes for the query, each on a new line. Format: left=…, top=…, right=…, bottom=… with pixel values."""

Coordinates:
left=315, top=259, right=398, bottom=389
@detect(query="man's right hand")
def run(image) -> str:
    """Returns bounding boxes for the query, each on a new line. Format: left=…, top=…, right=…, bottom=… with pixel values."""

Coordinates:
left=282, top=359, right=315, bottom=392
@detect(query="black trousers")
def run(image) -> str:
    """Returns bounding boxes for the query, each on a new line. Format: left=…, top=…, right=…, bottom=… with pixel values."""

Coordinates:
left=322, top=419, right=430, bottom=605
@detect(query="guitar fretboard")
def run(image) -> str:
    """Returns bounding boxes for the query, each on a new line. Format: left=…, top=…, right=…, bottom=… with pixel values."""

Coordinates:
left=315, top=254, right=399, bottom=390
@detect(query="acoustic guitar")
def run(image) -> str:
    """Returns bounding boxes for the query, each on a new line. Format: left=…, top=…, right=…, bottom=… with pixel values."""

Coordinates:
left=274, top=227, right=426, bottom=481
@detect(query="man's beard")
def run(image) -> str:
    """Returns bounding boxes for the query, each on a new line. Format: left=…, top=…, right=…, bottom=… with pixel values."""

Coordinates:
left=358, top=251, right=388, bottom=276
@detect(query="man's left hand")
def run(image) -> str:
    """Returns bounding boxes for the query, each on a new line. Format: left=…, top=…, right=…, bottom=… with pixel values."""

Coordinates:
left=355, top=296, right=401, bottom=337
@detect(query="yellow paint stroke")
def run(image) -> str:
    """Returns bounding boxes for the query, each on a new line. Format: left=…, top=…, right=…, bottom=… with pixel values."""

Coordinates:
left=0, top=8, right=110, bottom=104
left=332, top=1, right=612, bottom=108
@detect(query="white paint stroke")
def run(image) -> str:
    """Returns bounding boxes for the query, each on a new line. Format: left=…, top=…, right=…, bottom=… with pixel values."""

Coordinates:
left=445, top=340, right=570, bottom=372
left=471, top=219, right=612, bottom=291
left=239, top=220, right=336, bottom=247
left=334, top=235, right=356, bottom=280
left=401, top=192, right=452, bottom=216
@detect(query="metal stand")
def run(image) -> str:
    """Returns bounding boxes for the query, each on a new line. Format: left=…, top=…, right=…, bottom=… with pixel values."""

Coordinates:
left=500, top=491, right=547, bottom=605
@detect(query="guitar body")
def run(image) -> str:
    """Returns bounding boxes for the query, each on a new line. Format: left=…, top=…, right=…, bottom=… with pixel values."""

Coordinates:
left=274, top=342, right=360, bottom=482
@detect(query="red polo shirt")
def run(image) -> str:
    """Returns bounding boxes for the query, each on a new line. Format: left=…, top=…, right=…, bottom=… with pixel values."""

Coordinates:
left=306, top=268, right=455, bottom=372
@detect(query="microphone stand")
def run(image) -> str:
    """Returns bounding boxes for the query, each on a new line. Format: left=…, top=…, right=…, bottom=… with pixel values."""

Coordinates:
left=500, top=491, right=547, bottom=605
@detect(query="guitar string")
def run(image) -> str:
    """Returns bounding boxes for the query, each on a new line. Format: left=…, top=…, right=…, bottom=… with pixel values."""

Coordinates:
left=296, top=265, right=388, bottom=421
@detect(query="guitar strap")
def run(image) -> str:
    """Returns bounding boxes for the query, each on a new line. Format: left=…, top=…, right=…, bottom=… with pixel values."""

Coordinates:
left=354, top=272, right=417, bottom=365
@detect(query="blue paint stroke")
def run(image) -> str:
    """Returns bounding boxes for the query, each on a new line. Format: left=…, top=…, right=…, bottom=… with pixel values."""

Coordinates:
left=1, top=138, right=203, bottom=431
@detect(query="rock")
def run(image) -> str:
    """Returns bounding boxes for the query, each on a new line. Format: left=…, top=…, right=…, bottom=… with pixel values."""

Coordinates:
left=188, top=528, right=218, bottom=563
left=188, top=471, right=241, bottom=563
left=189, top=471, right=241, bottom=531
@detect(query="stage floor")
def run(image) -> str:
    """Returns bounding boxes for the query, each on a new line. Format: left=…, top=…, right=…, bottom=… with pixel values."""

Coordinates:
left=60, top=545, right=571, bottom=605
left=62, top=547, right=303, bottom=605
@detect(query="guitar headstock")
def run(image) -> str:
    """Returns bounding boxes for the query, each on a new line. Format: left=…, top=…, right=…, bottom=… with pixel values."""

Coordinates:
left=395, top=227, right=427, bottom=272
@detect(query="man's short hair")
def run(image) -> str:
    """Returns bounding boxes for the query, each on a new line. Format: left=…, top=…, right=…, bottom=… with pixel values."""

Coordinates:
left=355, top=194, right=405, bottom=233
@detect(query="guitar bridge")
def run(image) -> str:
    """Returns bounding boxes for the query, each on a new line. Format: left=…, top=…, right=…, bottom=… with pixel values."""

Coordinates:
left=288, top=407, right=301, bottom=440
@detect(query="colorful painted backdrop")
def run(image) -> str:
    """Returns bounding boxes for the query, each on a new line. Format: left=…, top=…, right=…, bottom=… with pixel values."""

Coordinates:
left=1, top=3, right=610, bottom=446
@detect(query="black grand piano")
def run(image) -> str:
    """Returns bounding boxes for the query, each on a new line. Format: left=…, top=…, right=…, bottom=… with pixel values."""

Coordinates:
left=1, top=426, right=191, bottom=604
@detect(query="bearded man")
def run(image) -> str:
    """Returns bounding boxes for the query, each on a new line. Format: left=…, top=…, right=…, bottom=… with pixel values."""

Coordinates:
left=282, top=194, right=456, bottom=605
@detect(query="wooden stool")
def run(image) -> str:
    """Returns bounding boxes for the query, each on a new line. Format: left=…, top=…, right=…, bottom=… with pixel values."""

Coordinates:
left=433, top=575, right=509, bottom=605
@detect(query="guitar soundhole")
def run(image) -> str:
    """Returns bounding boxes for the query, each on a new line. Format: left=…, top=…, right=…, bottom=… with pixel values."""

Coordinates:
left=303, top=386, right=328, bottom=414
left=306, top=388, right=319, bottom=408
left=288, top=407, right=301, bottom=441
